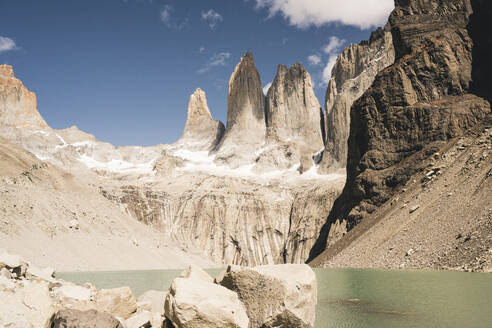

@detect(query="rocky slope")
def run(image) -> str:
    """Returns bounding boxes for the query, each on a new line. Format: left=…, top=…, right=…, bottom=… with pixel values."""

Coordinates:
left=319, top=27, right=395, bottom=172
left=309, top=0, right=491, bottom=269
left=0, top=136, right=212, bottom=271
left=0, top=58, right=345, bottom=268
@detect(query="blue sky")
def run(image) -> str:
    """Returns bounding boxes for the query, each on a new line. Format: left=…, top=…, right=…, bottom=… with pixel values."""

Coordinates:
left=0, top=0, right=393, bottom=146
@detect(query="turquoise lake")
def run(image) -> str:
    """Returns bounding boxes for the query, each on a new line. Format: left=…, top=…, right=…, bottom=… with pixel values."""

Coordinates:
left=58, top=268, right=492, bottom=328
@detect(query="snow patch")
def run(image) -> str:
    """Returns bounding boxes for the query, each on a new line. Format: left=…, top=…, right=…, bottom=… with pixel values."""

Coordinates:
left=78, top=154, right=155, bottom=175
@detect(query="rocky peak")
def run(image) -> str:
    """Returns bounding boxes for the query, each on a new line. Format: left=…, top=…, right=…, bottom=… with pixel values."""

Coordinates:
left=265, top=62, right=323, bottom=153
left=309, top=0, right=490, bottom=262
left=0, top=64, right=49, bottom=130
left=179, top=88, right=224, bottom=150
left=319, top=26, right=395, bottom=172
left=214, top=52, right=266, bottom=166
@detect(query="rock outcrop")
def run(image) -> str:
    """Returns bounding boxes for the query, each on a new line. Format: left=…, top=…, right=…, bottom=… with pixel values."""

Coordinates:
left=218, top=264, right=317, bottom=328
left=309, top=0, right=491, bottom=263
left=178, top=88, right=225, bottom=150
left=49, top=309, right=124, bottom=328
left=319, top=27, right=395, bottom=172
left=165, top=270, right=249, bottom=328
left=0, top=65, right=49, bottom=130
left=214, top=52, right=266, bottom=167
left=263, top=63, right=324, bottom=172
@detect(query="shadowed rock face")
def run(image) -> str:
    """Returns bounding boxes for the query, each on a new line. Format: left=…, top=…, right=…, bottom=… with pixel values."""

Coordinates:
left=309, top=0, right=491, bottom=262
left=214, top=52, right=266, bottom=167
left=178, top=88, right=225, bottom=150
left=319, top=27, right=395, bottom=172
left=0, top=65, right=49, bottom=130
left=266, top=63, right=324, bottom=153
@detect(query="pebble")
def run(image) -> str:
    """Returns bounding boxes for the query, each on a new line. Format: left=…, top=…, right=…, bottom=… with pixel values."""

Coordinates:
left=409, top=205, right=420, bottom=213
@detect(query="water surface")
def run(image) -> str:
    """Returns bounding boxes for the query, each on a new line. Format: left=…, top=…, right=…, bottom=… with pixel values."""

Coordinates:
left=59, top=268, right=492, bottom=328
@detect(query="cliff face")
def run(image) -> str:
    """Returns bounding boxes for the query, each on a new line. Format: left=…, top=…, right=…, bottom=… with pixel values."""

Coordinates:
left=0, top=65, right=49, bottom=130
left=320, top=28, right=395, bottom=172
left=266, top=63, right=324, bottom=152
left=102, top=176, right=343, bottom=266
left=309, top=0, right=491, bottom=262
left=214, top=52, right=266, bottom=167
left=178, top=88, right=224, bottom=150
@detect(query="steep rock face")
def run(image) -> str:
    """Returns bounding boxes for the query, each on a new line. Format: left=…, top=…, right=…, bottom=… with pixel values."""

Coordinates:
left=214, top=52, right=266, bottom=167
left=178, top=88, right=225, bottom=150
left=319, top=28, right=395, bottom=172
left=309, top=0, right=491, bottom=262
left=266, top=63, right=323, bottom=151
left=101, top=176, right=343, bottom=266
left=262, top=63, right=324, bottom=172
left=0, top=65, right=49, bottom=130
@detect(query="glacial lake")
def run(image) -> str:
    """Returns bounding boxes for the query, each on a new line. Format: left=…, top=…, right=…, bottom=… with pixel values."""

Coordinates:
left=58, top=268, right=492, bottom=328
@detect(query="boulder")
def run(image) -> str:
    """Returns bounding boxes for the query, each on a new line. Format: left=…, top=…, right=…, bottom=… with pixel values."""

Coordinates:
left=218, top=264, right=317, bottom=328
left=27, top=264, right=55, bottom=282
left=0, top=249, right=22, bottom=269
left=49, top=309, right=124, bottom=328
left=138, top=290, right=166, bottom=314
left=95, top=286, right=137, bottom=319
left=56, top=285, right=91, bottom=301
left=125, top=310, right=152, bottom=328
left=164, top=277, right=249, bottom=328
left=178, top=265, right=213, bottom=283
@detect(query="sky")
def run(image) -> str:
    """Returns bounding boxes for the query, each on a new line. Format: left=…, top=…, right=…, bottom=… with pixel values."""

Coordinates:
left=0, top=0, right=394, bottom=146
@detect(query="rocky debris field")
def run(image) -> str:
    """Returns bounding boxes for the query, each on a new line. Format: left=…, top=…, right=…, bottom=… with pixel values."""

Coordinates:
left=313, top=123, right=492, bottom=273
left=0, top=250, right=317, bottom=328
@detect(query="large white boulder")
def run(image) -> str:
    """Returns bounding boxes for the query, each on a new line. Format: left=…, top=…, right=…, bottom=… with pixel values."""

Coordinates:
left=178, top=265, right=213, bottom=283
left=218, top=264, right=317, bottom=328
left=95, top=286, right=137, bottom=319
left=165, top=277, right=249, bottom=328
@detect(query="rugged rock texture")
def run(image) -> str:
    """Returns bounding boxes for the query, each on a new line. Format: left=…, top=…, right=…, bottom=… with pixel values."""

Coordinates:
left=309, top=0, right=491, bottom=263
left=319, top=27, right=395, bottom=172
left=178, top=88, right=225, bottom=150
left=102, top=175, right=343, bottom=266
left=0, top=65, right=49, bottom=130
left=263, top=63, right=324, bottom=172
left=49, top=309, right=124, bottom=328
left=214, top=52, right=266, bottom=167
left=218, top=264, right=317, bottom=328
left=165, top=275, right=249, bottom=328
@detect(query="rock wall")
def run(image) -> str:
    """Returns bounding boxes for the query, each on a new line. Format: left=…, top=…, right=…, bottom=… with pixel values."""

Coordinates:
left=0, top=65, right=49, bottom=130
left=177, top=88, right=224, bottom=151
left=319, top=27, right=395, bottom=172
left=102, top=176, right=342, bottom=266
left=309, top=0, right=491, bottom=262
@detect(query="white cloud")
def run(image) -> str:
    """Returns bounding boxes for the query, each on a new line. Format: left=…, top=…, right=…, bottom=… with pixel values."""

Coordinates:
left=322, top=55, right=338, bottom=84
left=262, top=82, right=272, bottom=95
left=307, top=54, right=321, bottom=66
left=198, top=52, right=231, bottom=73
left=199, top=46, right=206, bottom=53
left=160, top=5, right=187, bottom=29
left=201, top=9, right=223, bottom=29
left=0, top=37, right=16, bottom=53
left=323, top=36, right=345, bottom=54
left=254, top=0, right=394, bottom=30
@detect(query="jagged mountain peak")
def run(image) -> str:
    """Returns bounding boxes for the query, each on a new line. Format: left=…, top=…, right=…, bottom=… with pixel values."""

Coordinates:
left=0, top=64, right=49, bottom=130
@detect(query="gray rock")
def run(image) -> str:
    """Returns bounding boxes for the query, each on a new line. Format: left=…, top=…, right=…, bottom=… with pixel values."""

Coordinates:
left=264, top=63, right=324, bottom=171
left=165, top=277, right=249, bottom=328
left=49, top=309, right=124, bottom=328
left=177, top=88, right=225, bottom=151
left=219, top=264, right=317, bottom=328
left=214, top=52, right=266, bottom=167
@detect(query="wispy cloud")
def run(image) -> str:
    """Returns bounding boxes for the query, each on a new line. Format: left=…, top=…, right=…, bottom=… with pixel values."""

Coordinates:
left=321, top=36, right=346, bottom=84
left=201, top=9, right=223, bottom=30
left=254, top=0, right=394, bottom=30
left=262, top=82, right=272, bottom=95
left=307, top=54, right=321, bottom=66
left=199, top=46, right=206, bottom=54
left=198, top=52, right=231, bottom=73
left=160, top=5, right=187, bottom=30
left=0, top=37, right=17, bottom=53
